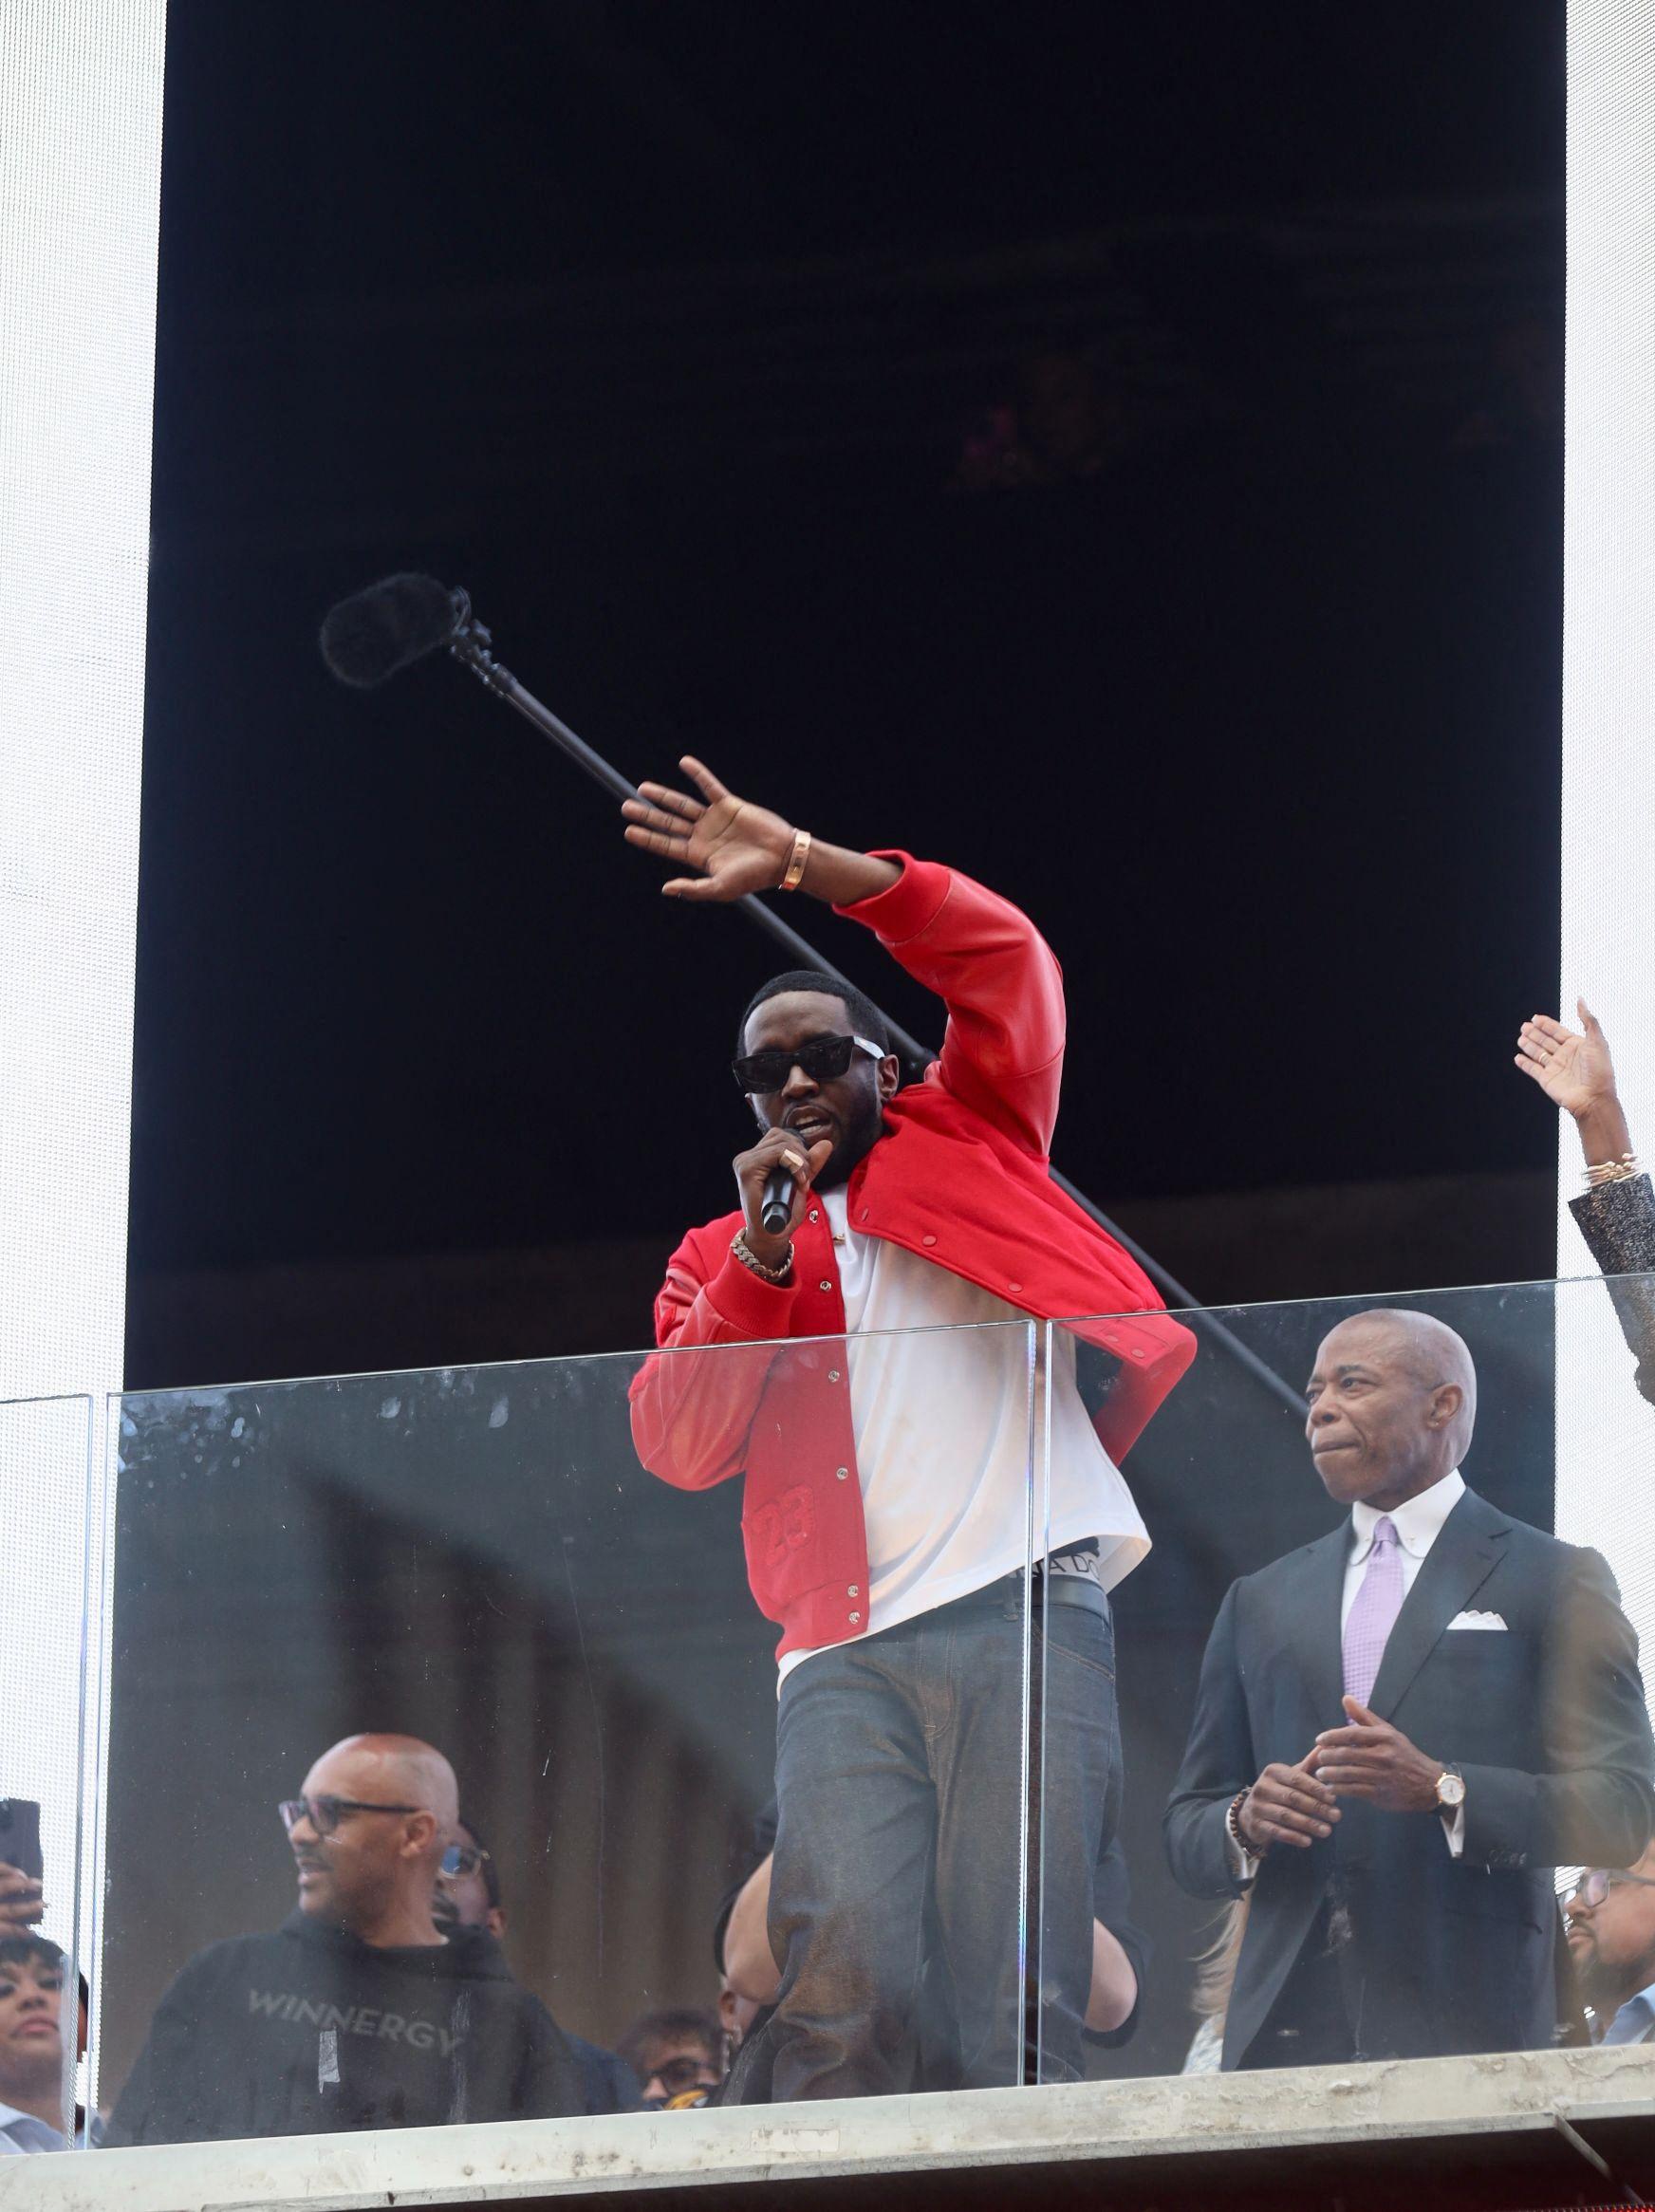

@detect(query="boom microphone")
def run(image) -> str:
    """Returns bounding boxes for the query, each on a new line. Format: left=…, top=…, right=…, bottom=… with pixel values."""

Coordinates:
left=316, top=566, right=1307, bottom=1419
left=319, top=573, right=469, bottom=688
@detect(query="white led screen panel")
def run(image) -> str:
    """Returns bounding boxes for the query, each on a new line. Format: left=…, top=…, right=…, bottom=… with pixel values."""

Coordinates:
left=0, top=0, right=166, bottom=1961
left=1558, top=4, right=1655, bottom=1716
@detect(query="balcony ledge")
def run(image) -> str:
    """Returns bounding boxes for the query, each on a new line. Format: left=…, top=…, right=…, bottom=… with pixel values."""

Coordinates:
left=5, top=2046, right=1653, bottom=2212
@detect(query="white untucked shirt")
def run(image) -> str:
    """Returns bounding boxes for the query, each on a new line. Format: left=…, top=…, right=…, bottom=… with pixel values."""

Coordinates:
left=777, top=1188, right=1149, bottom=1684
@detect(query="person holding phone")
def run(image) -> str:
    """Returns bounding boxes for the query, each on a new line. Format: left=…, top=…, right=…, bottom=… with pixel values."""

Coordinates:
left=0, top=1935, right=96, bottom=2154
left=0, top=1801, right=45, bottom=1939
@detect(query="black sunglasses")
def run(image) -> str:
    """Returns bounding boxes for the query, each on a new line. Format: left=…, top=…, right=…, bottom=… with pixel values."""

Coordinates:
left=278, top=1794, right=423, bottom=1838
left=732, top=1032, right=884, bottom=1094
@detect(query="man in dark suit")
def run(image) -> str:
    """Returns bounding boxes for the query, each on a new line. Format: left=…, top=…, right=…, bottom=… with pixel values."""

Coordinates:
left=1165, top=1308, right=1655, bottom=2070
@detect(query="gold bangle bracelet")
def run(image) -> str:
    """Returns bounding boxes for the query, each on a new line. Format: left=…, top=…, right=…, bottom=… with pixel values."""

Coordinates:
left=1585, top=1158, right=1642, bottom=1189
left=779, top=828, right=811, bottom=893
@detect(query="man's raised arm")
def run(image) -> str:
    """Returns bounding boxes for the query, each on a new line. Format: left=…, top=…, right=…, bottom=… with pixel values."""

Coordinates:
left=833, top=859, right=1066, bottom=1160
left=623, top=756, right=1066, bottom=1160
left=621, top=755, right=900, bottom=911
left=622, top=761, right=890, bottom=1486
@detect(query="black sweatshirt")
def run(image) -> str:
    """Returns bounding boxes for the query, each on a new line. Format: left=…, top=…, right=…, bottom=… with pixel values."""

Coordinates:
left=105, top=1913, right=582, bottom=2145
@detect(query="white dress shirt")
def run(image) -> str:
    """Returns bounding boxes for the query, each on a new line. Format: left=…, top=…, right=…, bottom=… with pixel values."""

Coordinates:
left=1342, top=1469, right=1465, bottom=1629
left=777, top=1187, right=1150, bottom=1685
left=1229, top=1469, right=1467, bottom=1879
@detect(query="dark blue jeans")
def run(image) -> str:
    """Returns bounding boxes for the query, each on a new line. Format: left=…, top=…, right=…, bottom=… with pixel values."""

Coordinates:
left=724, top=1580, right=1120, bottom=2102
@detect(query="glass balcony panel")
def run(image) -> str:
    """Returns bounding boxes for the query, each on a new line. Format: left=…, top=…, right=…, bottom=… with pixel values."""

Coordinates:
left=1035, top=1273, right=1655, bottom=2086
left=65, top=1267, right=1655, bottom=2151
left=0, top=1393, right=95, bottom=2155
left=88, top=1319, right=1034, bottom=2147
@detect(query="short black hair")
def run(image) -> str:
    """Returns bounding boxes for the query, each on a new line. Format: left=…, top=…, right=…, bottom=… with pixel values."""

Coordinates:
left=0, top=1934, right=64, bottom=1975
left=616, top=2005, right=722, bottom=2076
left=0, top=1935, right=88, bottom=2011
left=736, top=970, right=891, bottom=1060
left=457, top=1817, right=502, bottom=1913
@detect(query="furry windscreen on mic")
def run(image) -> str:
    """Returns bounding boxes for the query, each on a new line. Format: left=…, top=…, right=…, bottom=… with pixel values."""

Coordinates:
left=319, top=573, right=466, bottom=688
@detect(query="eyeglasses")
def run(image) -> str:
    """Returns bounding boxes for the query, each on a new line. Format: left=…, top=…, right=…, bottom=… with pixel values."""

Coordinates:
left=732, top=1032, right=884, bottom=1094
left=278, top=1795, right=423, bottom=1838
left=439, top=1841, right=491, bottom=1881
left=1568, top=1868, right=1655, bottom=1908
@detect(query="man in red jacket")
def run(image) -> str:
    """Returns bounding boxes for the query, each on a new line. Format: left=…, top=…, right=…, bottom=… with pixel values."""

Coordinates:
left=623, top=759, right=1194, bottom=2100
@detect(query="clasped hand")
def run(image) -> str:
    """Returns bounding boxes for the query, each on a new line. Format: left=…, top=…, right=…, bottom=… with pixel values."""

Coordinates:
left=1312, top=1696, right=1445, bottom=1813
left=1240, top=1696, right=1444, bottom=1851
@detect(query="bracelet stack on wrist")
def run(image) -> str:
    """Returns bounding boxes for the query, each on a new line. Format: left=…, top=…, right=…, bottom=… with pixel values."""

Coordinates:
left=732, top=1230, right=793, bottom=1283
left=1584, top=1153, right=1643, bottom=1190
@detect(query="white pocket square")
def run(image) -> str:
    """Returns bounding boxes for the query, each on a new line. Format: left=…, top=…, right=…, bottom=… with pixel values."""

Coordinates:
left=1447, top=1609, right=1507, bottom=1630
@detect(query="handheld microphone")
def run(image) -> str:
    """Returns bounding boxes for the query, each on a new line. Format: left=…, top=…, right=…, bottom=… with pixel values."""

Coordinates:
left=759, top=1163, right=796, bottom=1237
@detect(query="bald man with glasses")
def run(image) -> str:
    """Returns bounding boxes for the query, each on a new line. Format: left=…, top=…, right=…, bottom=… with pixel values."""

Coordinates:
left=105, top=1735, right=581, bottom=2146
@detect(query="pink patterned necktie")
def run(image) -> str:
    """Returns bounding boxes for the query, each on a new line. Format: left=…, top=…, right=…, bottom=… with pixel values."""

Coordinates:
left=1343, top=1515, right=1404, bottom=1708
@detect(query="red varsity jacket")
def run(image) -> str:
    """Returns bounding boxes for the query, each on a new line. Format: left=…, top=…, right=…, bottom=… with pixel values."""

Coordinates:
left=627, top=854, right=1197, bottom=1659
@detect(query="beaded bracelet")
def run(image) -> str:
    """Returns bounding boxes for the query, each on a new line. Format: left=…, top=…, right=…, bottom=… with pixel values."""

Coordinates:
left=1226, top=1789, right=1253, bottom=1850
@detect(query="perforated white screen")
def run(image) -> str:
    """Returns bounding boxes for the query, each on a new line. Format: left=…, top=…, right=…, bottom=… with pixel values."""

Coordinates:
left=0, top=0, right=165, bottom=1963
left=1556, top=4, right=1655, bottom=1719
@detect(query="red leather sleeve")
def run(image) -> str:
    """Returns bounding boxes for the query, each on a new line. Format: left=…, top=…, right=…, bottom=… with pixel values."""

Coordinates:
left=626, top=1227, right=797, bottom=1492
left=835, top=854, right=1065, bottom=1160
left=1088, top=1314, right=1199, bottom=1463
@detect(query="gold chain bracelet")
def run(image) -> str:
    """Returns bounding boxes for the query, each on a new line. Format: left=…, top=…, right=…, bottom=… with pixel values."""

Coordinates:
left=732, top=1230, right=793, bottom=1282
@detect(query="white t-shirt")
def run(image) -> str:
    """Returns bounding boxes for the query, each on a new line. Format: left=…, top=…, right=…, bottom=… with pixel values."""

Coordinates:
left=777, top=1189, right=1150, bottom=1683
